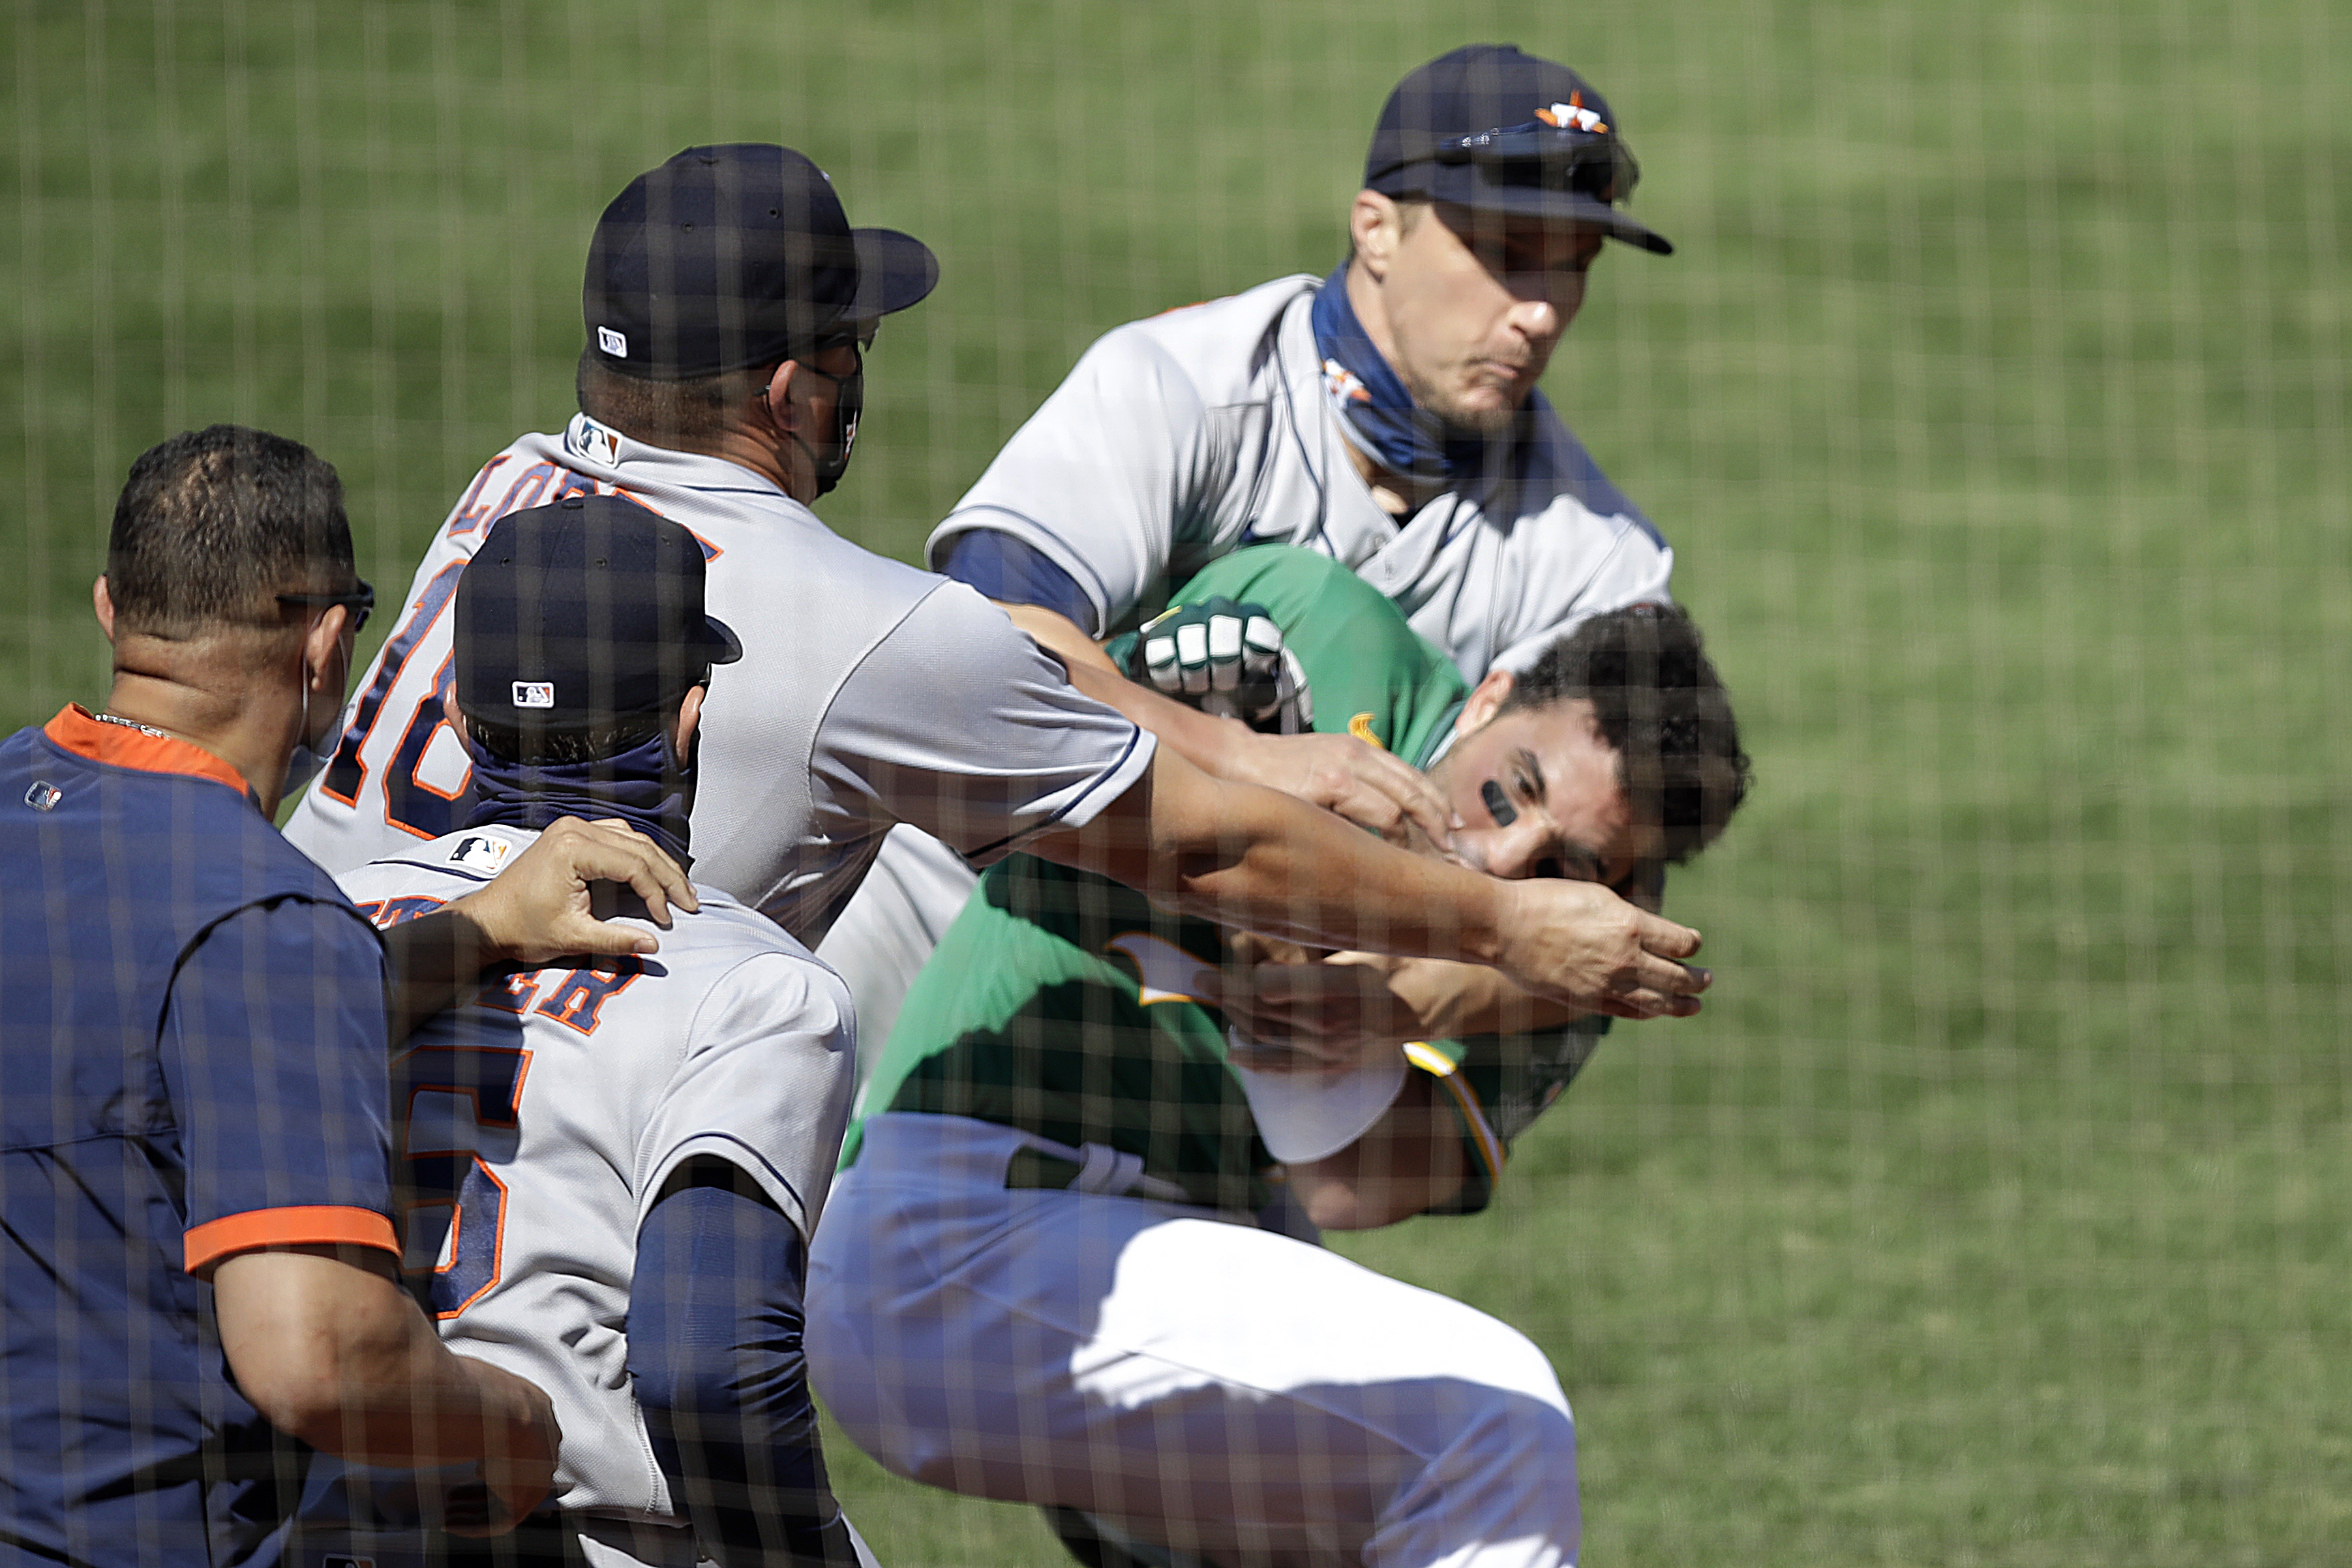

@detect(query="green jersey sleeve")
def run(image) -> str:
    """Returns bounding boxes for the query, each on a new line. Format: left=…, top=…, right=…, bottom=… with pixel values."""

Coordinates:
left=1106, top=545, right=1468, bottom=765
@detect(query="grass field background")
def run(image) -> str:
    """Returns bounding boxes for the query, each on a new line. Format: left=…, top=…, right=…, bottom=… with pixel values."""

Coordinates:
left=8, top=1, right=2348, bottom=1562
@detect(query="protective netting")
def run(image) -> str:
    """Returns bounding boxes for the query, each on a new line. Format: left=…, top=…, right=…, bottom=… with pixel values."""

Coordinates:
left=4, top=2, right=2345, bottom=1564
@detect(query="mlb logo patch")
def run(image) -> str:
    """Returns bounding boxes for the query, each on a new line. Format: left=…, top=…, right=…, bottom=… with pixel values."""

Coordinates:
left=23, top=781, right=61, bottom=811
left=596, top=325, right=628, bottom=357
left=512, top=682, right=556, bottom=709
left=450, top=834, right=513, bottom=873
left=575, top=421, right=623, bottom=469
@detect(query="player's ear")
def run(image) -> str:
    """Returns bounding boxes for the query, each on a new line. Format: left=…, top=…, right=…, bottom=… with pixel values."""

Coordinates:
left=1456, top=669, right=1515, bottom=734
left=672, top=684, right=704, bottom=757
left=759, top=360, right=800, bottom=435
left=92, top=575, right=117, bottom=643
left=299, top=604, right=348, bottom=689
left=1351, top=192, right=1404, bottom=279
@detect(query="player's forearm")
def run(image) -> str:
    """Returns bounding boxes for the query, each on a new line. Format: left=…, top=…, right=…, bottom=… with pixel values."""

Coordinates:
left=1044, top=753, right=1507, bottom=966
left=1368, top=955, right=1587, bottom=1040
left=212, top=1246, right=555, bottom=1475
left=378, top=908, right=499, bottom=1044
left=1181, top=781, right=1507, bottom=962
left=997, top=600, right=1258, bottom=779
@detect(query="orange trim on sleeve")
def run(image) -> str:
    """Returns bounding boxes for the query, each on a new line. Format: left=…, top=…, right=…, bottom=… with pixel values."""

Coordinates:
left=44, top=705, right=254, bottom=800
left=183, top=1205, right=400, bottom=1273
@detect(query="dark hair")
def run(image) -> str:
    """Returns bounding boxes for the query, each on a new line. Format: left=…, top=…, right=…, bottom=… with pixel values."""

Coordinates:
left=460, top=708, right=673, bottom=768
left=1498, top=604, right=1752, bottom=865
left=576, top=349, right=776, bottom=446
left=106, top=425, right=354, bottom=632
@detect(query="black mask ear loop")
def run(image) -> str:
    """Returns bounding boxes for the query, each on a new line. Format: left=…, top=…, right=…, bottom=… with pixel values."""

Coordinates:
left=1480, top=778, right=1518, bottom=826
left=767, top=344, right=865, bottom=498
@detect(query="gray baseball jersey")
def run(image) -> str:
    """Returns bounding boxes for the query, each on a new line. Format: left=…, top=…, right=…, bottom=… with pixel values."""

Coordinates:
left=287, top=414, right=1154, bottom=945
left=337, top=822, right=855, bottom=1525
left=929, top=273, right=1675, bottom=678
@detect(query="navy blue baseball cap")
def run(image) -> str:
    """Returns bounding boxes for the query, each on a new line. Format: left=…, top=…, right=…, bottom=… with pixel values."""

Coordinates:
left=454, top=494, right=742, bottom=734
left=1363, top=45, right=1672, bottom=256
left=584, top=143, right=941, bottom=381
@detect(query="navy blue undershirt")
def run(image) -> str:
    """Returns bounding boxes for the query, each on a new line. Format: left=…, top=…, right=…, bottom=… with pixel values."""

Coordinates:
left=937, top=530, right=1093, bottom=629
left=626, top=1162, right=859, bottom=1567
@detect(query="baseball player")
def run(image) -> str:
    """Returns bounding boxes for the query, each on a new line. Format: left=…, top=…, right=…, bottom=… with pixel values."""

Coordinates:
left=284, top=142, right=1719, bottom=1036
left=824, top=42, right=1689, bottom=1054
left=309, top=498, right=871, bottom=1568
left=809, top=546, right=1751, bottom=1568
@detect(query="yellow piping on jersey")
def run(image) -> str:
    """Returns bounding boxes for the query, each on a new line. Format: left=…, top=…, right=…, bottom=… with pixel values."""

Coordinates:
left=1348, top=712, right=1384, bottom=749
left=1404, top=1041, right=1505, bottom=1188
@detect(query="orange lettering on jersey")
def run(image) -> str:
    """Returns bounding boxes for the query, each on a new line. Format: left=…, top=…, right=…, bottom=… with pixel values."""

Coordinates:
left=533, top=961, right=643, bottom=1035
left=353, top=894, right=449, bottom=929
left=1347, top=712, right=1385, bottom=749
left=475, top=967, right=544, bottom=1016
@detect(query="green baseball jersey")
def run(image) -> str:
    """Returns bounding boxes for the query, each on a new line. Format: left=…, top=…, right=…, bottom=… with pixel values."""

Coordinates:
left=849, top=544, right=1606, bottom=1215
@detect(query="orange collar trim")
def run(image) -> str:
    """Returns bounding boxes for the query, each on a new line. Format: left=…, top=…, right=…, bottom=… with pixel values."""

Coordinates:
left=44, top=704, right=255, bottom=801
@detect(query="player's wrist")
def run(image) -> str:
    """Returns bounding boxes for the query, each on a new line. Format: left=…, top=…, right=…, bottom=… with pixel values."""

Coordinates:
left=1449, top=864, right=1515, bottom=972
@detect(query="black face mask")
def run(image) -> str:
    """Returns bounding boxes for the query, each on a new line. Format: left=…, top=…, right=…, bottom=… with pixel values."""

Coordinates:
left=790, top=345, right=864, bottom=497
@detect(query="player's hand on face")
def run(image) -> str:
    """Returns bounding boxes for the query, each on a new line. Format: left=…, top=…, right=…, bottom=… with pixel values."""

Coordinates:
left=1494, top=877, right=1710, bottom=1020
left=1228, top=729, right=1460, bottom=849
left=441, top=1359, right=562, bottom=1537
left=453, top=816, right=699, bottom=965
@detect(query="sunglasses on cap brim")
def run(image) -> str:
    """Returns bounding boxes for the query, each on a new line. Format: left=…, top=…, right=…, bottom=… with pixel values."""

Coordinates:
left=1378, top=121, right=1642, bottom=205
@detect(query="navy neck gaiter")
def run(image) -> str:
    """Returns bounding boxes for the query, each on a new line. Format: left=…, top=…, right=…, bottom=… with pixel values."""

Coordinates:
left=1308, top=263, right=1539, bottom=494
left=463, top=725, right=693, bottom=869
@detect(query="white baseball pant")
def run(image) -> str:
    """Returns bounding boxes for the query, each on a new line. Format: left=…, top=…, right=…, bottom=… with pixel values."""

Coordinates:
left=807, top=1113, right=1580, bottom=1568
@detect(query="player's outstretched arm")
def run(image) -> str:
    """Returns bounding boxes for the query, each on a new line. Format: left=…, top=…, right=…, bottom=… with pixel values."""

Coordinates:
left=999, top=600, right=1458, bottom=849
left=1031, top=749, right=1711, bottom=1020
left=210, top=1243, right=559, bottom=1534
left=628, top=1160, right=865, bottom=1568
left=377, top=817, right=699, bottom=1042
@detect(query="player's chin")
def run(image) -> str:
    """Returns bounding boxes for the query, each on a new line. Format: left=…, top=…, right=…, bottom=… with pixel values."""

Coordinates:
left=1438, top=382, right=1529, bottom=432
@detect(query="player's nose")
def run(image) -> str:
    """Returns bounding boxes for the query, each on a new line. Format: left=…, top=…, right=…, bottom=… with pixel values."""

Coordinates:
left=1509, top=289, right=1573, bottom=344
left=1481, top=822, right=1545, bottom=881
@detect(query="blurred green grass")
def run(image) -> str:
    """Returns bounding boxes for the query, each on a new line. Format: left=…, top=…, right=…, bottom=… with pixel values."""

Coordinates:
left=7, top=1, right=2347, bottom=1562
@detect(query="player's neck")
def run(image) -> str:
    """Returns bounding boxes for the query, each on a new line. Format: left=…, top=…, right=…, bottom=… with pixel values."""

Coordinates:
left=101, top=658, right=297, bottom=811
left=699, top=425, right=819, bottom=506
left=1336, top=425, right=1445, bottom=518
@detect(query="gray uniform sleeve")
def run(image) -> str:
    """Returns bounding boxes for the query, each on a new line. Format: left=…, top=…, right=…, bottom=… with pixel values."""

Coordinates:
left=1486, top=527, right=1678, bottom=676
left=639, top=951, right=859, bottom=1239
left=930, top=327, right=1231, bottom=639
left=811, top=580, right=1158, bottom=862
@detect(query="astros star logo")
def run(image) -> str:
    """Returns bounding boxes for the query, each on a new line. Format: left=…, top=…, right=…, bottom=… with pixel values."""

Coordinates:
left=1321, top=357, right=1372, bottom=406
left=1534, top=93, right=1608, bottom=133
